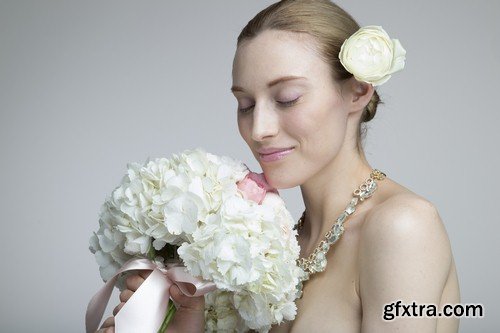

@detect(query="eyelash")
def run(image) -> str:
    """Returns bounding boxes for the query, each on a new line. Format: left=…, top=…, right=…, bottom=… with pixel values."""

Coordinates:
left=238, top=106, right=252, bottom=114
left=238, top=97, right=300, bottom=114
left=280, top=98, right=300, bottom=107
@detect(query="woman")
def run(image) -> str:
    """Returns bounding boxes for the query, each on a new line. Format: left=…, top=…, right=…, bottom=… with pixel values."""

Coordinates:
left=98, top=0, right=460, bottom=332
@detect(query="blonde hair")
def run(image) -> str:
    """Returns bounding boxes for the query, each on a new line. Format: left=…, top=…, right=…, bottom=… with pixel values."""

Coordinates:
left=236, top=0, right=383, bottom=155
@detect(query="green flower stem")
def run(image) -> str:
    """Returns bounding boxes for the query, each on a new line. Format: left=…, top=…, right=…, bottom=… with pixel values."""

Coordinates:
left=147, top=246, right=156, bottom=260
left=157, top=299, right=177, bottom=333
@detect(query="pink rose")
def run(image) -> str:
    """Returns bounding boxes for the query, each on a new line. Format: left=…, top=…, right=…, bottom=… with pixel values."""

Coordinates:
left=237, top=172, right=279, bottom=204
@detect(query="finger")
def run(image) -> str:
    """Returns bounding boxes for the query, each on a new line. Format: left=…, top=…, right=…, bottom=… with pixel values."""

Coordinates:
left=119, top=289, right=134, bottom=302
left=169, top=284, right=205, bottom=311
left=100, top=316, right=115, bottom=328
left=95, top=327, right=115, bottom=333
left=113, top=302, right=125, bottom=316
left=125, top=274, right=145, bottom=292
left=138, top=270, right=152, bottom=280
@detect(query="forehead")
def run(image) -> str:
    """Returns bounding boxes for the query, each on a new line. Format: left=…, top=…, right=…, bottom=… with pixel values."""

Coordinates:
left=232, top=30, right=326, bottom=86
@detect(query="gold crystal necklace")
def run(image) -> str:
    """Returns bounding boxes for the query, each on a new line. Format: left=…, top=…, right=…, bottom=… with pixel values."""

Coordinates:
left=293, top=169, right=386, bottom=299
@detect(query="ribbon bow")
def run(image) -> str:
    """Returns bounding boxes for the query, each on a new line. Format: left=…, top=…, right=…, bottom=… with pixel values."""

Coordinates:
left=86, top=258, right=216, bottom=333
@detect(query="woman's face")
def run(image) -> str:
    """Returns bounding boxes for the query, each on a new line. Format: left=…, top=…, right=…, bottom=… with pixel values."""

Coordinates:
left=231, top=29, right=351, bottom=189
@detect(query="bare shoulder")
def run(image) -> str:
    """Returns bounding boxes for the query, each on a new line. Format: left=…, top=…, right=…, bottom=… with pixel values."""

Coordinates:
left=358, top=188, right=452, bottom=298
left=355, top=182, right=456, bottom=332
left=362, top=190, right=450, bottom=252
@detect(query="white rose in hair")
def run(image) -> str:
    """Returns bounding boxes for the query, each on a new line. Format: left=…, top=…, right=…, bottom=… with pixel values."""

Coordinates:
left=339, top=25, right=406, bottom=86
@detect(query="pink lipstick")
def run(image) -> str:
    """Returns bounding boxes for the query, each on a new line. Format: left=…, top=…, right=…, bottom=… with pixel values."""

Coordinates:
left=259, top=147, right=295, bottom=162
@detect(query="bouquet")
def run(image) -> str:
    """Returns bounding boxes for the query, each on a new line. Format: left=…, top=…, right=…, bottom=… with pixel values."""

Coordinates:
left=86, top=148, right=303, bottom=333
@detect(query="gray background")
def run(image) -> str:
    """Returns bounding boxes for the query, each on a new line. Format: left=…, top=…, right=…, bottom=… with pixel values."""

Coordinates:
left=0, top=1, right=498, bottom=332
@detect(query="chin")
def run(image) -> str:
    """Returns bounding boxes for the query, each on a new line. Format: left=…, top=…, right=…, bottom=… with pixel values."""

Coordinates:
left=261, top=166, right=301, bottom=190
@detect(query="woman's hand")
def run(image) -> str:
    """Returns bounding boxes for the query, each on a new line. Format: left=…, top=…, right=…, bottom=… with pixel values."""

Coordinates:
left=96, top=270, right=206, bottom=333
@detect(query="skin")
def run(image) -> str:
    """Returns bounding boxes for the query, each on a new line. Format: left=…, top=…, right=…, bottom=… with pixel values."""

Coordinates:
left=97, top=271, right=205, bottom=333
left=102, top=28, right=460, bottom=333
left=232, top=29, right=460, bottom=332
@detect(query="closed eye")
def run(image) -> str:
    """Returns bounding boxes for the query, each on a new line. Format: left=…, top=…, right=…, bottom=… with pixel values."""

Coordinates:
left=238, top=105, right=254, bottom=114
left=277, top=96, right=300, bottom=107
left=238, top=97, right=300, bottom=114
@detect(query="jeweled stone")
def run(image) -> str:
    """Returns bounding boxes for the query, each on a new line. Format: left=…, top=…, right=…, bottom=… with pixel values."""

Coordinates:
left=360, top=182, right=377, bottom=199
left=314, top=252, right=327, bottom=272
left=333, top=223, right=344, bottom=236
left=326, top=231, right=339, bottom=244
left=293, top=169, right=383, bottom=299
left=337, top=212, right=347, bottom=223
left=345, top=203, right=355, bottom=215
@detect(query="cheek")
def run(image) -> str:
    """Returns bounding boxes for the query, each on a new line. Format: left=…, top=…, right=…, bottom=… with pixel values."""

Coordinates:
left=263, top=113, right=340, bottom=181
left=309, top=114, right=346, bottom=149
left=291, top=100, right=346, bottom=150
left=290, top=101, right=348, bottom=178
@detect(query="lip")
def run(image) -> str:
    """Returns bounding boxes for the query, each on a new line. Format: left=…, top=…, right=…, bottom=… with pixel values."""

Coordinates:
left=258, top=147, right=295, bottom=162
left=257, top=146, right=295, bottom=155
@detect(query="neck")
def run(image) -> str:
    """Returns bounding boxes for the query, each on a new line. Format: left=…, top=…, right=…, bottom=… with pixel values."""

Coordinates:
left=299, top=146, right=373, bottom=249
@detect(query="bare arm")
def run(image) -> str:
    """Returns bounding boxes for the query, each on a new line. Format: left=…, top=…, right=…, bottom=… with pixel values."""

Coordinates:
left=359, top=195, right=452, bottom=333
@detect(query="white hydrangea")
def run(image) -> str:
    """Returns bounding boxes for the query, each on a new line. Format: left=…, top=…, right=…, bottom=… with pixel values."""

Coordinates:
left=90, top=148, right=250, bottom=281
left=89, top=147, right=302, bottom=331
left=178, top=193, right=301, bottom=332
left=205, top=290, right=247, bottom=333
left=89, top=200, right=134, bottom=283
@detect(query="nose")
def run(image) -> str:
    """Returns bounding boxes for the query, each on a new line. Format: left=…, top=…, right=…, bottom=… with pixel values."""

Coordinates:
left=251, top=102, right=279, bottom=142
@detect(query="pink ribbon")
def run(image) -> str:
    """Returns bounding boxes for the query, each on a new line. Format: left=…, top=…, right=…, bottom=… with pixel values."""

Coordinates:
left=85, top=258, right=216, bottom=333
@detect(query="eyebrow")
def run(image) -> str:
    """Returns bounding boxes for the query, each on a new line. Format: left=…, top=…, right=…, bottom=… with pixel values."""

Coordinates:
left=230, top=75, right=306, bottom=93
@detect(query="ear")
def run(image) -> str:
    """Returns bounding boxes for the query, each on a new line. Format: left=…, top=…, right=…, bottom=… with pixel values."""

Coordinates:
left=345, top=77, right=374, bottom=114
